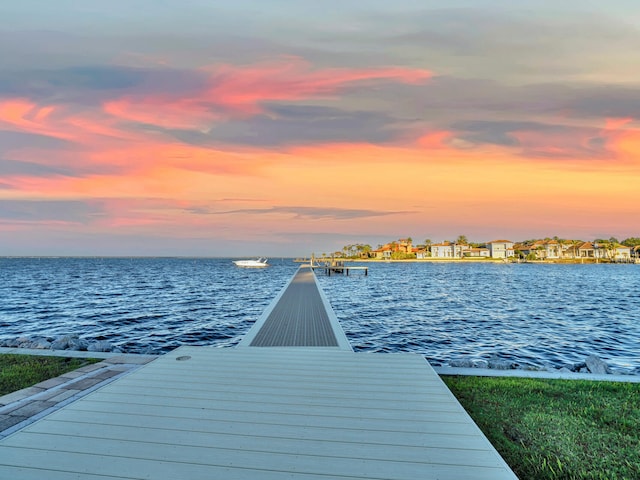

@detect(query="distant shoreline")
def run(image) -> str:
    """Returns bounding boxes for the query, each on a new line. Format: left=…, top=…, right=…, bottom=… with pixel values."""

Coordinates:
left=311, top=258, right=636, bottom=265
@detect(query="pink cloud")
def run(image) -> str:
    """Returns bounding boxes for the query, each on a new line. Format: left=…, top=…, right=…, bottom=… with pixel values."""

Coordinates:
left=509, top=126, right=609, bottom=161
left=204, top=58, right=433, bottom=115
left=101, top=58, right=433, bottom=129
left=103, top=97, right=219, bottom=130
left=0, top=98, right=71, bottom=140
left=416, top=130, right=452, bottom=149
left=602, top=118, right=640, bottom=162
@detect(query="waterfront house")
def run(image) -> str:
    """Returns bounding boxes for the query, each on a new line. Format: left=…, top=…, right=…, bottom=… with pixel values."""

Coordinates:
left=562, top=240, right=582, bottom=259
left=465, top=247, right=490, bottom=257
left=578, top=241, right=596, bottom=258
left=371, top=238, right=414, bottom=259
left=614, top=245, right=632, bottom=260
left=429, top=242, right=451, bottom=258
left=543, top=240, right=562, bottom=259
left=487, top=240, right=515, bottom=258
left=396, top=238, right=414, bottom=254
left=513, top=243, right=534, bottom=258
left=527, top=240, right=562, bottom=259
left=530, top=240, right=548, bottom=259
left=431, top=242, right=466, bottom=258
left=371, top=246, right=392, bottom=259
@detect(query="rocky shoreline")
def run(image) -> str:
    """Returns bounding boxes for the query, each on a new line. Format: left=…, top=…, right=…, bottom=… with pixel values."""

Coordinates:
left=2, top=335, right=635, bottom=376
left=445, top=354, right=628, bottom=375
left=0, top=335, right=125, bottom=354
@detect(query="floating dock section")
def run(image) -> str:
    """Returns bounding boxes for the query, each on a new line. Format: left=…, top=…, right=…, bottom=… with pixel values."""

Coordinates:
left=0, top=265, right=517, bottom=479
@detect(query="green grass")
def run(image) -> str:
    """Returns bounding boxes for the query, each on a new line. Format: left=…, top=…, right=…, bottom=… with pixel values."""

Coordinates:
left=0, top=354, right=101, bottom=396
left=442, top=376, right=640, bottom=480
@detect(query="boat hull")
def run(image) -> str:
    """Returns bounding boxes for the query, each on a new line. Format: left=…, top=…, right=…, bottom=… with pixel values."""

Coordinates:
left=233, top=259, right=269, bottom=268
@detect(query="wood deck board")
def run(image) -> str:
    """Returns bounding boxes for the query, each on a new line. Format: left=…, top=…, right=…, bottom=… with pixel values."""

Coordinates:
left=238, top=266, right=352, bottom=349
left=0, top=347, right=517, bottom=479
left=7, top=431, right=505, bottom=470
left=70, top=391, right=464, bottom=420
left=248, top=267, right=338, bottom=347
left=0, top=445, right=507, bottom=480
left=103, top=379, right=454, bottom=406
left=32, top=415, right=492, bottom=451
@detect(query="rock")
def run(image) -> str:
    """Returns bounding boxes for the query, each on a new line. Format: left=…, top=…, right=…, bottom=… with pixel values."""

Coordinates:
left=17, top=336, right=33, bottom=348
left=579, top=367, right=589, bottom=374
left=88, top=341, right=114, bottom=352
left=488, top=358, right=515, bottom=370
left=449, top=359, right=474, bottom=368
left=572, top=361, right=586, bottom=372
left=524, top=365, right=545, bottom=371
left=0, top=337, right=20, bottom=347
left=474, top=359, right=489, bottom=369
left=558, top=367, right=573, bottom=373
left=585, top=355, right=610, bottom=375
left=68, top=337, right=89, bottom=351
left=51, top=335, right=72, bottom=350
left=30, top=338, right=52, bottom=349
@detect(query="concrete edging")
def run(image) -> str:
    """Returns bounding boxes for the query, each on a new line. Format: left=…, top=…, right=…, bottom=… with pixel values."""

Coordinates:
left=434, top=366, right=640, bottom=383
left=0, top=347, right=156, bottom=360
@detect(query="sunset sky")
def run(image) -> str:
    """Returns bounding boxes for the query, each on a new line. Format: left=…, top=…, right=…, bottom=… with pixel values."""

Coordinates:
left=2, top=1, right=640, bottom=256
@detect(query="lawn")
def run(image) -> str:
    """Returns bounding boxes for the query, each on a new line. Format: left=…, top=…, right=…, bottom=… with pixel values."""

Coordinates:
left=0, top=353, right=100, bottom=396
left=442, top=375, right=640, bottom=480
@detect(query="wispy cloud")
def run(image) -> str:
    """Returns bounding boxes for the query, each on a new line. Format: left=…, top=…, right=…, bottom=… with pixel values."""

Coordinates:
left=193, top=206, right=414, bottom=220
left=100, top=57, right=432, bottom=130
left=0, top=199, right=103, bottom=224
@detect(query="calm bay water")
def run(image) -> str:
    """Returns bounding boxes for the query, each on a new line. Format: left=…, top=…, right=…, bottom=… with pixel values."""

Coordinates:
left=1, top=258, right=639, bottom=374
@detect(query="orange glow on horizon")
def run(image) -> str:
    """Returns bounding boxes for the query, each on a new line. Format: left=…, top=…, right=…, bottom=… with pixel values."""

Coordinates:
left=1, top=59, right=639, bottom=247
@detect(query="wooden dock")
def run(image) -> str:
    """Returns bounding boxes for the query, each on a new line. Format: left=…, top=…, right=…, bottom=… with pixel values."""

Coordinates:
left=311, top=260, right=369, bottom=276
left=0, top=265, right=517, bottom=479
left=238, top=266, right=352, bottom=349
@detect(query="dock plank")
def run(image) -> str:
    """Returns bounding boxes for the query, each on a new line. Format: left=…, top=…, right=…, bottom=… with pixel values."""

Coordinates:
left=0, top=347, right=517, bottom=479
left=239, top=266, right=351, bottom=349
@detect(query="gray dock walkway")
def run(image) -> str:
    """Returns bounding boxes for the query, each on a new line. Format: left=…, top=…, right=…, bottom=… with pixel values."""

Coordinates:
left=0, top=265, right=518, bottom=479
left=238, top=265, right=352, bottom=349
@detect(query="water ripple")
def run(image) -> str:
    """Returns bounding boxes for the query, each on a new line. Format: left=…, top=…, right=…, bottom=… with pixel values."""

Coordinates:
left=1, top=258, right=639, bottom=373
left=317, top=262, right=640, bottom=374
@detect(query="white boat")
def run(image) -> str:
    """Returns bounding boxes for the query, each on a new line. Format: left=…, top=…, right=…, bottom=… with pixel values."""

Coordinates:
left=233, top=258, right=269, bottom=268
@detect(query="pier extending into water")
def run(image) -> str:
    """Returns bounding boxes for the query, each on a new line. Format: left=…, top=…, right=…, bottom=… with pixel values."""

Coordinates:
left=310, top=257, right=369, bottom=276
left=238, top=266, right=352, bottom=348
left=0, top=265, right=517, bottom=479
